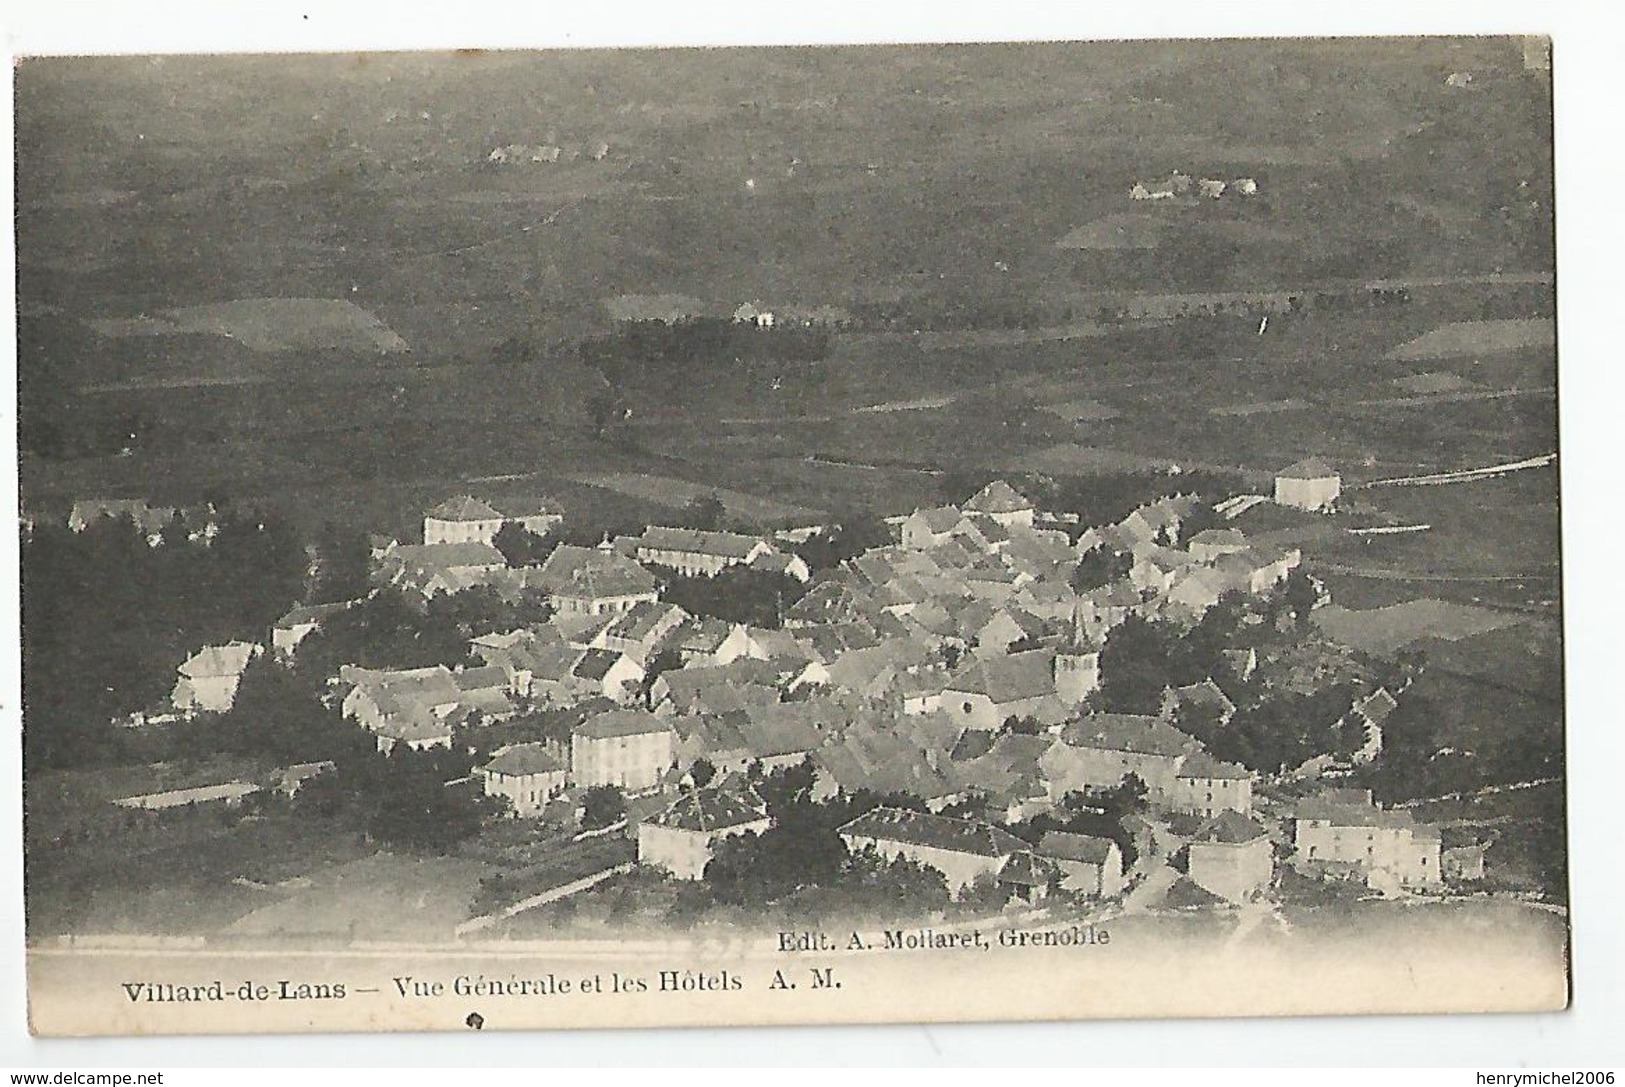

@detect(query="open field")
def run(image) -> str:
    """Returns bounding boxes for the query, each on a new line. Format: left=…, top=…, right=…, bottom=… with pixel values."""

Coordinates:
left=1386, top=317, right=1556, bottom=361
left=567, top=471, right=822, bottom=524
left=87, top=298, right=410, bottom=354
left=18, top=39, right=1554, bottom=546
left=1312, top=599, right=1524, bottom=657
left=25, top=804, right=377, bottom=938
left=224, top=853, right=490, bottom=942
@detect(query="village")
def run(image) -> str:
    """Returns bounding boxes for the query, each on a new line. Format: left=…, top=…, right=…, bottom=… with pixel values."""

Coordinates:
left=28, top=450, right=1509, bottom=942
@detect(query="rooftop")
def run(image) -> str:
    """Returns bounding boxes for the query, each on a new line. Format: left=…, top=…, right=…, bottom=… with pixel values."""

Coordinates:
left=1278, top=457, right=1339, bottom=480
left=575, top=708, right=673, bottom=740
left=651, top=786, right=769, bottom=833
left=838, top=806, right=1029, bottom=858
left=1038, top=830, right=1118, bottom=865
left=964, top=480, right=1033, bottom=516
left=426, top=495, right=504, bottom=522
left=1193, top=810, right=1269, bottom=845
left=482, top=743, right=566, bottom=778
left=1058, top=714, right=1199, bottom=759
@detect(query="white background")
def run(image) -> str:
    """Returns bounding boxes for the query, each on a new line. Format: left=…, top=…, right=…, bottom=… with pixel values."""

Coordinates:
left=0, top=0, right=1619, bottom=1068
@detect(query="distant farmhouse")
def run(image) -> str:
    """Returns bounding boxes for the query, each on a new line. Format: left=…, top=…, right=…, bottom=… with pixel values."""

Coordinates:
left=1130, top=171, right=1258, bottom=201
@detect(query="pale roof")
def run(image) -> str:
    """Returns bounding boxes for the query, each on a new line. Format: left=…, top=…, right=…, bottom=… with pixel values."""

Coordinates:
left=1058, top=714, right=1199, bottom=759
left=426, top=495, right=504, bottom=522
left=634, top=526, right=769, bottom=560
left=651, top=786, right=768, bottom=833
left=1038, top=830, right=1118, bottom=865
left=838, top=807, right=1028, bottom=858
left=1278, top=457, right=1338, bottom=480
left=537, top=545, right=659, bottom=600
left=575, top=708, right=673, bottom=740
left=483, top=743, right=566, bottom=777
left=964, top=480, right=1033, bottom=516
left=1193, top=810, right=1269, bottom=844
left=945, top=651, right=1055, bottom=705
left=178, top=642, right=260, bottom=679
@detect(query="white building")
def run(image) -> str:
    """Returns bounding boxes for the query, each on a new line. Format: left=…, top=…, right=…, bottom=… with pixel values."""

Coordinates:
left=636, top=786, right=771, bottom=879
left=837, top=806, right=1027, bottom=892
left=1274, top=458, right=1341, bottom=512
left=571, top=709, right=677, bottom=792
left=479, top=743, right=568, bottom=816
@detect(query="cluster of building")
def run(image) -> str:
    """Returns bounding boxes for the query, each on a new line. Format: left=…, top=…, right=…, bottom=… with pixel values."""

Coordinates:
left=729, top=302, right=852, bottom=330
left=1130, top=171, right=1260, bottom=201
left=66, top=498, right=219, bottom=547
left=100, top=460, right=1473, bottom=912
left=486, top=140, right=611, bottom=164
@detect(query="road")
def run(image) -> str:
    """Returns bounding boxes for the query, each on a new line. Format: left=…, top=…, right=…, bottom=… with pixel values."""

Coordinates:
left=1120, top=821, right=1184, bottom=914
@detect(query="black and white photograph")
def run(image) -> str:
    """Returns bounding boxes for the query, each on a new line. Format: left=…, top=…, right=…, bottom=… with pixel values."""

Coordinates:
left=11, top=28, right=1573, bottom=1038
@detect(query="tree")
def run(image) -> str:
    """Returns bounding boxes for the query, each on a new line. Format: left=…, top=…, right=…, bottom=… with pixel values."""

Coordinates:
left=586, top=389, right=622, bottom=438
left=640, top=649, right=685, bottom=701
left=655, top=565, right=806, bottom=628
left=688, top=758, right=717, bottom=789
left=580, top=785, right=627, bottom=830
left=1171, top=699, right=1229, bottom=750
left=310, top=522, right=372, bottom=603
left=1070, top=548, right=1133, bottom=594
left=1002, top=715, right=1044, bottom=736
left=1169, top=591, right=1246, bottom=685
left=20, top=506, right=308, bottom=771
left=492, top=522, right=557, bottom=568
left=1281, top=568, right=1320, bottom=625
left=681, top=493, right=727, bottom=532
left=1096, top=615, right=1181, bottom=714
left=793, top=514, right=895, bottom=571
left=317, top=743, right=493, bottom=854
left=954, top=871, right=1012, bottom=913
left=215, top=654, right=360, bottom=764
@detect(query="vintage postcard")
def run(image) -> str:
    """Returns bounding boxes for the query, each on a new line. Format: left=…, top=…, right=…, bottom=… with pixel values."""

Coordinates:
left=14, top=36, right=1567, bottom=1037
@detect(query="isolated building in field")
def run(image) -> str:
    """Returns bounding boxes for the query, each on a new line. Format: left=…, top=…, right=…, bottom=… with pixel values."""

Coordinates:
left=1274, top=458, right=1341, bottom=512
